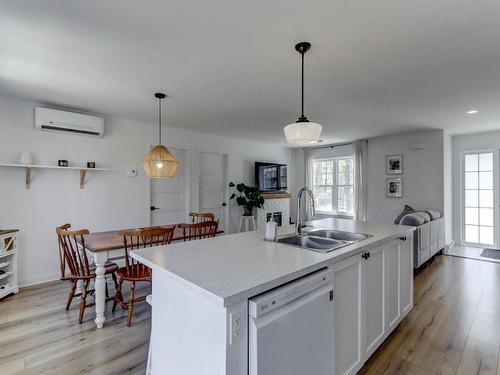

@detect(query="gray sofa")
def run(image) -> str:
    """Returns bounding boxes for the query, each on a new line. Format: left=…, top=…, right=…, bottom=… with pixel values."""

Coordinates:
left=395, top=206, right=445, bottom=269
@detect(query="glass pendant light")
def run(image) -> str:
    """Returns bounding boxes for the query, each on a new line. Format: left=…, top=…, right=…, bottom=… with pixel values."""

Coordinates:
left=143, top=93, right=178, bottom=178
left=284, top=42, right=322, bottom=144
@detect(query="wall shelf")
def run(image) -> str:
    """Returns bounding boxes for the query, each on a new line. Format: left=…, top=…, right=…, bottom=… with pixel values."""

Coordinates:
left=0, top=163, right=109, bottom=189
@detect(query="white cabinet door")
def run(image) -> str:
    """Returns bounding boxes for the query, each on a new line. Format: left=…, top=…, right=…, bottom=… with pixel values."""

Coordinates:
left=363, top=245, right=386, bottom=357
left=400, top=233, right=414, bottom=315
left=333, top=254, right=364, bottom=375
left=385, top=239, right=401, bottom=331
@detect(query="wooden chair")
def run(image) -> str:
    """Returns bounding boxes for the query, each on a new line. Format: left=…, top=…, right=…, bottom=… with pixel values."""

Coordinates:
left=56, top=227, right=119, bottom=323
left=56, top=223, right=72, bottom=281
left=189, top=212, right=215, bottom=223
left=178, top=220, right=219, bottom=241
left=114, top=226, right=175, bottom=326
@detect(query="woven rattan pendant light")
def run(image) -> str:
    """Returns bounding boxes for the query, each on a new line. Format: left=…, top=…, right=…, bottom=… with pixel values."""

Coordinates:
left=143, top=93, right=178, bottom=178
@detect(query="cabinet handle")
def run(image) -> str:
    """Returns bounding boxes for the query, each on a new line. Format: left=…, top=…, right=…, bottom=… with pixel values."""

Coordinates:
left=362, top=252, right=368, bottom=260
left=400, top=236, right=407, bottom=241
left=367, top=251, right=371, bottom=258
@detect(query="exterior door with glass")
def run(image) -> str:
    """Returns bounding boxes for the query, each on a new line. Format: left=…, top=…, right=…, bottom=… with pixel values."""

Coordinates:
left=462, top=151, right=499, bottom=247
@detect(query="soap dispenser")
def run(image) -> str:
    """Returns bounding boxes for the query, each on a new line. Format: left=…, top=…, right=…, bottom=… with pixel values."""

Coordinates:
left=265, top=215, right=278, bottom=241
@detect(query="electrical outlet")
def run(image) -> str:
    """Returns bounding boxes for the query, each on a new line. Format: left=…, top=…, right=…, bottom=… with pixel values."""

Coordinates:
left=230, top=310, right=244, bottom=345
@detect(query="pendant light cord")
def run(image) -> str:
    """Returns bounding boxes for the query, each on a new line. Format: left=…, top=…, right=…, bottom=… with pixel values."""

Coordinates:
left=158, top=97, right=162, bottom=145
left=301, top=51, right=305, bottom=118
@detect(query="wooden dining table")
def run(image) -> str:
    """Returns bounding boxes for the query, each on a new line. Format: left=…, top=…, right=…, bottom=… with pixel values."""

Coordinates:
left=79, top=225, right=223, bottom=328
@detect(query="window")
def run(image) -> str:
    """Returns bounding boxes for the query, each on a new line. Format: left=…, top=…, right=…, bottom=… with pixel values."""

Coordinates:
left=312, top=157, right=354, bottom=216
left=463, top=152, right=495, bottom=245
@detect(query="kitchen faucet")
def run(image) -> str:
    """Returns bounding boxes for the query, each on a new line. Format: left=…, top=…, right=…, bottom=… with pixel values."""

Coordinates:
left=296, top=186, right=316, bottom=235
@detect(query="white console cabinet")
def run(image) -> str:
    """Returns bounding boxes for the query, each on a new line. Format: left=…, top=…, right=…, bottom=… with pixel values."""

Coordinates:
left=0, top=230, right=19, bottom=299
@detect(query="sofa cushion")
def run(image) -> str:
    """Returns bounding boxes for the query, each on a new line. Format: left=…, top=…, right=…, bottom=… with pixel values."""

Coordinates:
left=424, top=209, right=441, bottom=220
left=394, top=204, right=415, bottom=224
left=400, top=212, right=425, bottom=226
left=413, top=211, right=431, bottom=223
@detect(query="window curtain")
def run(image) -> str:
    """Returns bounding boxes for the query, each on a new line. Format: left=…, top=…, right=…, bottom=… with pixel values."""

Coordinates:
left=304, top=149, right=313, bottom=220
left=353, top=140, right=368, bottom=221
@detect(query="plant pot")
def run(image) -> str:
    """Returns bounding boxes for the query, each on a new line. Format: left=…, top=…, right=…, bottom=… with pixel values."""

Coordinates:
left=243, top=206, right=254, bottom=217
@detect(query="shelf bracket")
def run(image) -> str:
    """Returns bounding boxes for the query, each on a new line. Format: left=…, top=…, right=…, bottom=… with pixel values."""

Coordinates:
left=80, top=170, right=86, bottom=189
left=25, top=167, right=32, bottom=189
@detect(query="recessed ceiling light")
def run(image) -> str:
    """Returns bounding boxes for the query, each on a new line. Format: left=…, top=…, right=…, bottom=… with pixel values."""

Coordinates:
left=467, top=109, right=479, bottom=114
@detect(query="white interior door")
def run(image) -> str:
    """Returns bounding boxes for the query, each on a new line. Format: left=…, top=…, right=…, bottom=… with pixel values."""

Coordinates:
left=199, top=151, right=228, bottom=232
left=150, top=148, right=188, bottom=225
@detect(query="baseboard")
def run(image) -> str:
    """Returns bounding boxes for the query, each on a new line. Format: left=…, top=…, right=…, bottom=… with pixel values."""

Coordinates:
left=19, top=272, right=60, bottom=288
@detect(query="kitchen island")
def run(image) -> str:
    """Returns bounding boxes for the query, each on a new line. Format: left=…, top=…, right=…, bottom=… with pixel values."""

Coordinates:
left=131, top=218, right=415, bottom=375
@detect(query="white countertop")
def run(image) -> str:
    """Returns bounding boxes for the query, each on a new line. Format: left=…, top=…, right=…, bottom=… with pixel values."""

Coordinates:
left=131, top=218, right=414, bottom=307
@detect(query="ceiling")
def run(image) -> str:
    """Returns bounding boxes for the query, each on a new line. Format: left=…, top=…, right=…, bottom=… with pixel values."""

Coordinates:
left=2, top=1, right=500, bottom=145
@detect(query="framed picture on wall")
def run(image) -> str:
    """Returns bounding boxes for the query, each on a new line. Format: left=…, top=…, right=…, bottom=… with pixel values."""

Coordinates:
left=386, top=177, right=403, bottom=198
left=386, top=154, right=403, bottom=174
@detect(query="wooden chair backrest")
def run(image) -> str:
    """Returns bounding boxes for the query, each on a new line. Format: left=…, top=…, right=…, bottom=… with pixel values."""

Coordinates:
left=56, top=223, right=72, bottom=280
left=178, top=220, right=219, bottom=241
left=119, top=226, right=176, bottom=273
left=56, top=228, right=92, bottom=279
left=189, top=212, right=215, bottom=223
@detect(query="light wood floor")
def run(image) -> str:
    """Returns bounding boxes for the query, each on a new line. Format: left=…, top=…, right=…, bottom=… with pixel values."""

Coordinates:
left=1, top=255, right=499, bottom=374
left=360, top=254, right=500, bottom=375
left=0, top=281, right=150, bottom=374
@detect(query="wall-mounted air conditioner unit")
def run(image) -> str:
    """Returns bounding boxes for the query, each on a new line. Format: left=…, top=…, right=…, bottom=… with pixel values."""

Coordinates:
left=34, top=107, right=104, bottom=137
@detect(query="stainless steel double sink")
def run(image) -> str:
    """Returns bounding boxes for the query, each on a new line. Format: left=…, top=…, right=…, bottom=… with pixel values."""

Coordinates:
left=276, top=229, right=372, bottom=253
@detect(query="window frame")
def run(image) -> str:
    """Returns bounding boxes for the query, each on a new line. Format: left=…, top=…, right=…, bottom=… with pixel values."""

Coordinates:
left=312, top=156, right=355, bottom=217
left=460, top=149, right=499, bottom=247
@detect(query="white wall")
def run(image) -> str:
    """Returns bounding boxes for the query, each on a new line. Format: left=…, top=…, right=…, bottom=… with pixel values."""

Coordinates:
left=0, top=96, right=293, bottom=286
left=452, top=130, right=500, bottom=245
left=366, top=130, right=444, bottom=223
left=443, top=130, right=453, bottom=242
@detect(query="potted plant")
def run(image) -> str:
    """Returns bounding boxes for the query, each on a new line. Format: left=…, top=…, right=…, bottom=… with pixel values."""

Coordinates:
left=229, top=182, right=265, bottom=216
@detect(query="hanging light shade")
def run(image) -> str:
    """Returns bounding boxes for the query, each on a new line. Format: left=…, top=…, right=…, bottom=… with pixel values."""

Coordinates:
left=143, top=93, right=178, bottom=178
left=284, top=42, right=322, bottom=145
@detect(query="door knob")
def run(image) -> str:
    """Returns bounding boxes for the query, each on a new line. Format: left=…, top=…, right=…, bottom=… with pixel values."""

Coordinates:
left=222, top=202, right=227, bottom=207
left=150, top=206, right=159, bottom=211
